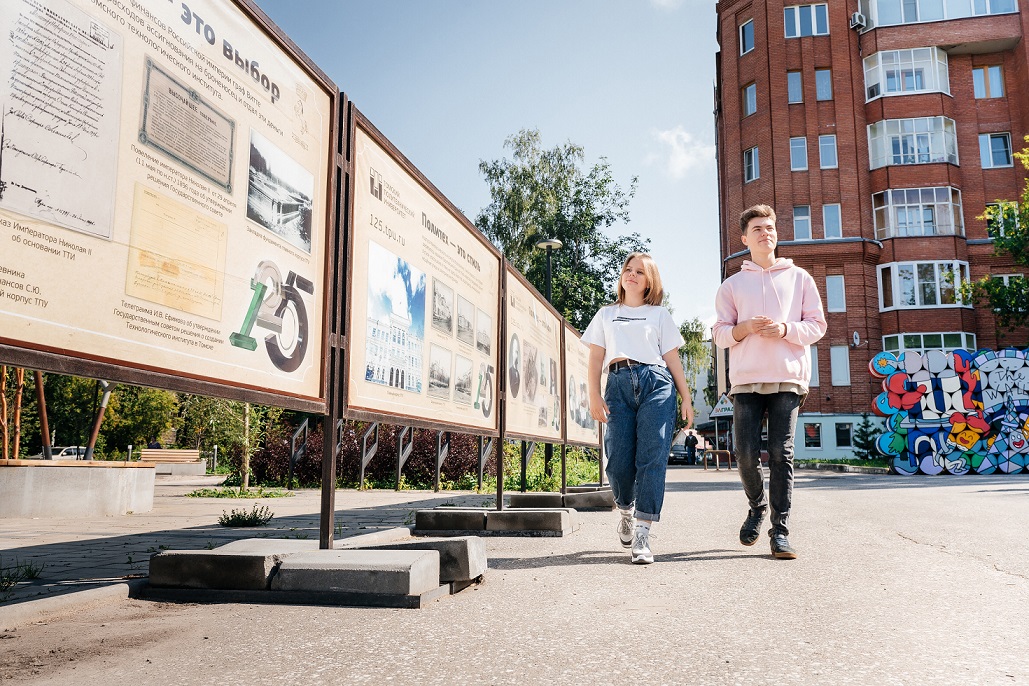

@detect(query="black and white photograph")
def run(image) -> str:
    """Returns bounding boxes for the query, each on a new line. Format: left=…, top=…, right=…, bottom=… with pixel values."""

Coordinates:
left=508, top=333, right=521, bottom=400
left=246, top=129, right=315, bottom=253
left=432, top=278, right=454, bottom=335
left=476, top=309, right=492, bottom=355
left=523, top=339, right=539, bottom=404
left=454, top=355, right=473, bottom=405
left=428, top=344, right=452, bottom=400
left=456, top=296, right=475, bottom=346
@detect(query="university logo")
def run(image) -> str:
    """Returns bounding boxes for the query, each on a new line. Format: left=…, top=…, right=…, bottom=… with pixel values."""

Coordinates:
left=370, top=168, right=383, bottom=200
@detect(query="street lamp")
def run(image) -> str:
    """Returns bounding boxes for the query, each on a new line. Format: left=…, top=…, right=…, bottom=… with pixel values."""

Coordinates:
left=534, top=238, right=563, bottom=480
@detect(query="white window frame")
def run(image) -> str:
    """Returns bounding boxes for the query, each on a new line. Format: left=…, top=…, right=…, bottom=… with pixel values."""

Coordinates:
left=794, top=205, right=812, bottom=240
left=867, top=116, right=958, bottom=170
left=830, top=345, right=851, bottom=386
left=809, top=345, right=819, bottom=387
left=867, top=0, right=1017, bottom=28
left=980, top=133, right=1013, bottom=169
left=742, top=83, right=757, bottom=117
left=872, top=186, right=964, bottom=239
left=823, top=203, right=842, bottom=239
left=826, top=275, right=846, bottom=312
left=985, top=202, right=1018, bottom=237
left=815, top=68, right=832, bottom=100
left=787, top=71, right=803, bottom=103
left=863, top=47, right=950, bottom=102
left=744, top=147, right=760, bottom=182
left=819, top=135, right=838, bottom=169
left=883, top=332, right=977, bottom=355
left=790, top=137, right=808, bottom=171
left=784, top=4, right=829, bottom=38
left=740, top=19, right=755, bottom=56
left=877, top=260, right=970, bottom=311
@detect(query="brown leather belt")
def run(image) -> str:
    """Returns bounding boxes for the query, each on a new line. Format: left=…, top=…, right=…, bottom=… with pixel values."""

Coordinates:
left=608, top=359, right=643, bottom=373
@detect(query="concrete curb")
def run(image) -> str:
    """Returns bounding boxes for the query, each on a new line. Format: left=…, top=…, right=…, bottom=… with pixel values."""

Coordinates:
left=796, top=462, right=890, bottom=474
left=0, top=578, right=149, bottom=629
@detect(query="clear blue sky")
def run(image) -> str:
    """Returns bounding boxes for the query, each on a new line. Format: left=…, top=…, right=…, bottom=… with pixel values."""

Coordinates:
left=254, top=0, right=721, bottom=327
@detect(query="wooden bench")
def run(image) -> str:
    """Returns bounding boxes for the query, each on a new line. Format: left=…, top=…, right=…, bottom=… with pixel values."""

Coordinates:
left=139, top=448, right=202, bottom=463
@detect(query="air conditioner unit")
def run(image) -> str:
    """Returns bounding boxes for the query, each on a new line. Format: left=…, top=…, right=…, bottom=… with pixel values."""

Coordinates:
left=849, top=12, right=867, bottom=29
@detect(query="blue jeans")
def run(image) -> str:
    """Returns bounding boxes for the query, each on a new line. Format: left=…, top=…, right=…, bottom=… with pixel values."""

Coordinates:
left=732, top=392, right=802, bottom=536
left=604, top=364, right=676, bottom=522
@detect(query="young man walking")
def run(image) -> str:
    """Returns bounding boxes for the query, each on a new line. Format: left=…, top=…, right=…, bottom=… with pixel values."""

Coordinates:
left=712, top=205, right=826, bottom=559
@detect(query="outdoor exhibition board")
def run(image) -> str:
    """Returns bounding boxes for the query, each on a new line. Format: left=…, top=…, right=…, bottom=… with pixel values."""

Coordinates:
left=562, top=323, right=600, bottom=447
left=503, top=266, right=563, bottom=442
left=0, top=0, right=336, bottom=410
left=346, top=113, right=501, bottom=434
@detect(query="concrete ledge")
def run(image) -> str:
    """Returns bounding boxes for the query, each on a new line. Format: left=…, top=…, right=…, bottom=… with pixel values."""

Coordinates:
left=271, top=549, right=440, bottom=595
left=486, top=508, right=579, bottom=534
left=796, top=462, right=889, bottom=474
left=0, top=579, right=148, bottom=629
left=562, top=489, right=615, bottom=510
left=509, top=492, right=564, bottom=508
left=142, top=583, right=450, bottom=609
left=564, top=483, right=606, bottom=493
left=415, top=508, right=487, bottom=532
left=343, top=536, right=487, bottom=584
left=0, top=461, right=155, bottom=517
left=148, top=550, right=288, bottom=590
left=152, top=462, right=206, bottom=476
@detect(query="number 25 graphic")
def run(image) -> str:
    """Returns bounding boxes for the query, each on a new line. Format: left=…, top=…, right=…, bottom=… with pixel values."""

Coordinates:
left=230, top=260, right=314, bottom=372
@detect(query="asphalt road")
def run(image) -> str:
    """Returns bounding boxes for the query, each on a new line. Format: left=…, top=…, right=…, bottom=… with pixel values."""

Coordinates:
left=2, top=467, right=1027, bottom=685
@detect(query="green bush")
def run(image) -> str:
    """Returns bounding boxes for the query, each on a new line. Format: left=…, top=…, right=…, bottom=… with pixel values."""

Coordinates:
left=218, top=504, right=273, bottom=527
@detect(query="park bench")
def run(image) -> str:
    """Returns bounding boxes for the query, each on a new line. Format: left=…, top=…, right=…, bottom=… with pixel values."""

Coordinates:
left=138, top=448, right=206, bottom=475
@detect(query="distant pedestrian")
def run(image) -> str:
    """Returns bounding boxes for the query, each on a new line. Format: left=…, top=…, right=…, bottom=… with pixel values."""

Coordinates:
left=684, top=430, right=699, bottom=465
left=583, top=252, right=694, bottom=564
left=713, top=205, right=826, bottom=559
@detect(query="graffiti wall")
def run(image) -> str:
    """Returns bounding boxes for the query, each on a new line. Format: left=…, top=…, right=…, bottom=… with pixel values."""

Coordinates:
left=870, top=348, right=1029, bottom=475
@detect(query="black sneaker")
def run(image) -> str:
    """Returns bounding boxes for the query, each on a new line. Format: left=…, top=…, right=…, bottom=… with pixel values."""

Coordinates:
left=770, top=534, right=798, bottom=559
left=739, top=509, right=765, bottom=546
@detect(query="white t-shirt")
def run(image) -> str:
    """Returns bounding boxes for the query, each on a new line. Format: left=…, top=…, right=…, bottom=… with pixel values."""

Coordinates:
left=580, top=304, right=684, bottom=369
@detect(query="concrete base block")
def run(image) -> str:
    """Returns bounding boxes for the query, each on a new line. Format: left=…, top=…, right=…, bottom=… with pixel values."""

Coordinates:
left=486, top=508, right=579, bottom=534
left=153, top=462, right=206, bottom=476
left=215, top=539, right=319, bottom=554
left=271, top=550, right=440, bottom=596
left=344, top=536, right=487, bottom=584
left=415, top=508, right=487, bottom=532
left=0, top=461, right=155, bottom=518
left=565, top=483, right=605, bottom=493
left=143, top=584, right=450, bottom=609
left=563, top=489, right=615, bottom=509
left=149, top=550, right=286, bottom=590
left=509, top=492, right=564, bottom=508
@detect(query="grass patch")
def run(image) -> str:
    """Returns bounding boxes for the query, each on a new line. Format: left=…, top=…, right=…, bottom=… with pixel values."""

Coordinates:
left=187, top=486, right=293, bottom=499
left=1, top=557, right=45, bottom=602
left=218, top=504, right=274, bottom=527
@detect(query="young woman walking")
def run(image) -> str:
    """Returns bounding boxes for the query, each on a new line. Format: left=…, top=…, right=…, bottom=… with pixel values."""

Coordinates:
left=582, top=252, right=694, bottom=564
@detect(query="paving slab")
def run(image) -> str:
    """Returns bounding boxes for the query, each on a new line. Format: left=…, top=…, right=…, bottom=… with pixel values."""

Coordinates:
left=271, top=549, right=440, bottom=595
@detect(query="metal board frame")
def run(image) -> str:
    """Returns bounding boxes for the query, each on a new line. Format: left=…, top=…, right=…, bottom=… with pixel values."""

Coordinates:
left=560, top=321, right=602, bottom=449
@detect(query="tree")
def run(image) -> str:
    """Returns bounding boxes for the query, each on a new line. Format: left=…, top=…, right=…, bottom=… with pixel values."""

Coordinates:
left=676, top=318, right=710, bottom=431
left=102, top=385, right=179, bottom=453
left=852, top=413, right=882, bottom=460
left=477, top=129, right=647, bottom=330
left=960, top=136, right=1029, bottom=341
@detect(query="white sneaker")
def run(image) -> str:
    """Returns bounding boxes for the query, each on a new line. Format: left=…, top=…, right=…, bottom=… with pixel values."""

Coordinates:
left=616, top=510, right=635, bottom=548
left=631, top=529, right=654, bottom=565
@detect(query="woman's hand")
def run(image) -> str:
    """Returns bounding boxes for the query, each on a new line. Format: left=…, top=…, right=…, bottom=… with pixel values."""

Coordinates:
left=681, top=401, right=694, bottom=429
left=589, top=392, right=610, bottom=423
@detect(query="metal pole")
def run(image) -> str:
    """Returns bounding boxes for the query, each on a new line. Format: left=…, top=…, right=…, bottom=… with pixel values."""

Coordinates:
left=543, top=246, right=554, bottom=478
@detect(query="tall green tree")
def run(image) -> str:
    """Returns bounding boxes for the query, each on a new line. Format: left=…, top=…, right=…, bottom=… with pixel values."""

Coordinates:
left=675, top=318, right=710, bottom=431
left=102, top=385, right=179, bottom=452
left=477, top=129, right=647, bottom=329
left=960, top=136, right=1029, bottom=342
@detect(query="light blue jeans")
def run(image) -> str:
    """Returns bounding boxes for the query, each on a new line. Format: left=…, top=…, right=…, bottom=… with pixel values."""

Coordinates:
left=604, top=364, right=676, bottom=522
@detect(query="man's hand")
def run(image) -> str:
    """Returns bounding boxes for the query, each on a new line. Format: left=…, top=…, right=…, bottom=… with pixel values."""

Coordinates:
left=736, top=315, right=785, bottom=340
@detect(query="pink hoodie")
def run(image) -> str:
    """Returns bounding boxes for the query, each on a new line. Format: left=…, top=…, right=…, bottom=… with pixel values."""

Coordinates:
left=712, top=258, right=827, bottom=390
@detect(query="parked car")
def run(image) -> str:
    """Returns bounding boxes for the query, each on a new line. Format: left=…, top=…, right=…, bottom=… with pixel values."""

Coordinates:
left=28, top=446, right=87, bottom=459
left=668, top=444, right=689, bottom=465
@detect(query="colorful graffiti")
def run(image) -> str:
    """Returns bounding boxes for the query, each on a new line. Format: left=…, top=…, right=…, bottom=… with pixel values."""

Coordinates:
left=869, top=348, right=1029, bottom=475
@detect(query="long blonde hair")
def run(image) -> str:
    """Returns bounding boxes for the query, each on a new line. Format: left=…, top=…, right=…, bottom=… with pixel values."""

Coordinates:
left=615, top=252, right=664, bottom=306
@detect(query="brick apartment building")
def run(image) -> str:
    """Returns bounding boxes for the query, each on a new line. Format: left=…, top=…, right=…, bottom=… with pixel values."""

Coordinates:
left=713, top=0, right=1027, bottom=459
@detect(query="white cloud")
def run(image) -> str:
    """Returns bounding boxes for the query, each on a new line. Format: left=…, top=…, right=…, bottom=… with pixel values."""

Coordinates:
left=651, top=126, right=716, bottom=179
left=649, top=0, right=685, bottom=8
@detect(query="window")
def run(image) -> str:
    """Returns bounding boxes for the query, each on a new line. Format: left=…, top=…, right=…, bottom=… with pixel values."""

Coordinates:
left=830, top=345, right=851, bottom=386
left=872, top=186, right=963, bottom=239
left=823, top=204, right=842, bottom=238
left=790, top=137, right=808, bottom=170
left=826, top=275, right=846, bottom=312
left=815, top=69, right=832, bottom=100
left=867, top=117, right=958, bottom=169
left=883, top=332, right=977, bottom=355
left=868, top=0, right=1017, bottom=28
left=990, top=275, right=1026, bottom=314
left=744, top=147, right=760, bottom=182
left=742, top=83, right=757, bottom=117
left=794, top=205, right=811, bottom=240
left=809, top=345, right=819, bottom=387
left=863, top=48, right=949, bottom=101
left=788, top=71, right=803, bottom=103
left=740, top=19, right=754, bottom=55
left=784, top=4, right=829, bottom=38
left=878, top=260, right=970, bottom=310
left=819, top=135, right=837, bottom=168
left=980, top=133, right=1012, bottom=168
left=835, top=423, right=853, bottom=448
left=973, top=66, right=1004, bottom=99
left=804, top=422, right=822, bottom=448
left=985, top=202, right=1018, bottom=237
